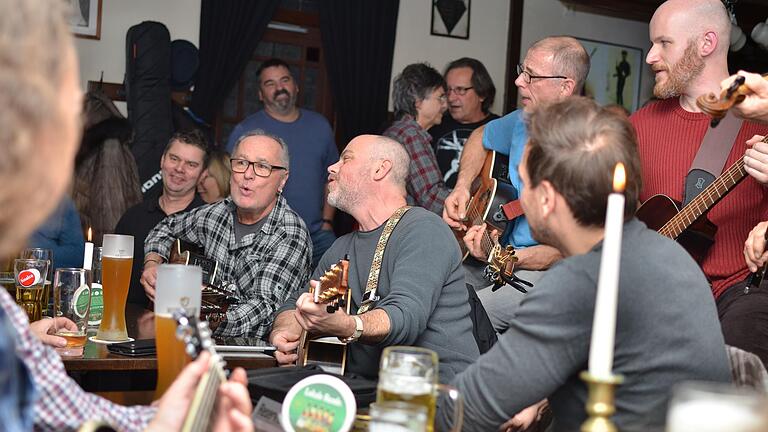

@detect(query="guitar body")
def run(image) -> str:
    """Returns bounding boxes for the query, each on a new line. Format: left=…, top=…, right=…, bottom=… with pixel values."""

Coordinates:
left=456, top=151, right=517, bottom=260
left=296, top=259, right=350, bottom=375
left=636, top=194, right=717, bottom=263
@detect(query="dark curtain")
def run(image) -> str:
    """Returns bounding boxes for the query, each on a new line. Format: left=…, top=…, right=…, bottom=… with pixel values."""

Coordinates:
left=190, top=0, right=279, bottom=126
left=319, top=0, right=400, bottom=147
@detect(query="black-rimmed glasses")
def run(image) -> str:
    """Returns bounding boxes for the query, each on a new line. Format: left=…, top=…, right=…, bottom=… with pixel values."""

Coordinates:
left=516, top=64, right=567, bottom=84
left=447, top=86, right=474, bottom=96
left=230, top=158, right=287, bottom=177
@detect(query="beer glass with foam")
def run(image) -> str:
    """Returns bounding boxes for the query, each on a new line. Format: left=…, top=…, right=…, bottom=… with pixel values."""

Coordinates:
left=96, top=234, right=133, bottom=342
left=154, top=264, right=202, bottom=397
left=376, top=346, right=463, bottom=432
left=20, top=248, right=53, bottom=316
left=53, top=268, right=92, bottom=356
left=13, top=259, right=49, bottom=321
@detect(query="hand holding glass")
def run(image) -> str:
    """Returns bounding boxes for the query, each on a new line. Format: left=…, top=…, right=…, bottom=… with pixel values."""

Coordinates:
left=53, top=268, right=91, bottom=356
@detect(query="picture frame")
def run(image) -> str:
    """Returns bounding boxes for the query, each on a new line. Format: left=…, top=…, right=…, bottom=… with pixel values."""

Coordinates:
left=576, top=38, right=643, bottom=113
left=69, top=0, right=102, bottom=40
left=431, top=0, right=470, bottom=40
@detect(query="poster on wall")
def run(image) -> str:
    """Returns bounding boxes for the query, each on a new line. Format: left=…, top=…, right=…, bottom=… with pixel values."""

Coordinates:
left=69, top=0, right=102, bottom=40
left=431, top=0, right=470, bottom=40
left=577, top=38, right=643, bottom=113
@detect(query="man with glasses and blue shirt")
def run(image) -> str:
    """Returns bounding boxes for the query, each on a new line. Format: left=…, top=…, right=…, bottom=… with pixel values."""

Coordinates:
left=142, top=130, right=312, bottom=338
left=443, top=36, right=590, bottom=331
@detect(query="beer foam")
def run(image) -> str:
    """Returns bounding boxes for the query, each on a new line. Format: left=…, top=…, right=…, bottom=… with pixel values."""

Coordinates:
left=378, top=372, right=433, bottom=395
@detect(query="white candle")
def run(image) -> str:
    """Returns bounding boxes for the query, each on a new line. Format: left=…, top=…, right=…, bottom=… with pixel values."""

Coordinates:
left=588, top=163, right=626, bottom=379
left=83, top=227, right=94, bottom=270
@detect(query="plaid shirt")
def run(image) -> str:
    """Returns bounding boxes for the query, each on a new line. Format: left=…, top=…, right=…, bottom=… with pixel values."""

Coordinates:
left=145, top=195, right=312, bottom=338
left=384, top=116, right=450, bottom=215
left=0, top=289, right=156, bottom=431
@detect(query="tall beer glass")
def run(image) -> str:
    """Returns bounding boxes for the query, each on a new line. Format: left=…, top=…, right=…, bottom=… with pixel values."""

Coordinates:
left=377, top=346, right=463, bottom=432
left=21, top=248, right=53, bottom=316
left=96, top=234, right=133, bottom=342
left=13, top=259, right=49, bottom=321
left=154, top=264, right=201, bottom=397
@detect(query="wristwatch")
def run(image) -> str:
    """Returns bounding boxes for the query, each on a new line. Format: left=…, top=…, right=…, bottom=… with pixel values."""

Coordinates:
left=339, top=315, right=364, bottom=343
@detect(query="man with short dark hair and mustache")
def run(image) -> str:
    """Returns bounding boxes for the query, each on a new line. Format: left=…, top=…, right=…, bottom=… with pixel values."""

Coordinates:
left=630, top=0, right=768, bottom=366
left=225, top=58, right=338, bottom=268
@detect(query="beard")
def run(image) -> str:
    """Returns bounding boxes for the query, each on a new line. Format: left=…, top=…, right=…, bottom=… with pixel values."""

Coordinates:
left=527, top=215, right=564, bottom=253
left=653, top=41, right=704, bottom=99
left=267, top=89, right=298, bottom=114
left=327, top=179, right=361, bottom=214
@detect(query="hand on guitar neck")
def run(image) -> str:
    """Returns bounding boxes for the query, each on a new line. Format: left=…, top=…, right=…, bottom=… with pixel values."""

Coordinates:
left=745, top=221, right=768, bottom=273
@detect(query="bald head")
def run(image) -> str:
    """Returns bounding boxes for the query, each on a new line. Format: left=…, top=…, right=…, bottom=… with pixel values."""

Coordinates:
left=653, top=0, right=731, bottom=56
left=529, top=36, right=590, bottom=93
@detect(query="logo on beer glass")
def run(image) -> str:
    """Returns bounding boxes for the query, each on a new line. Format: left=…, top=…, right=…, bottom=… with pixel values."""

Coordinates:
left=18, top=269, right=41, bottom=287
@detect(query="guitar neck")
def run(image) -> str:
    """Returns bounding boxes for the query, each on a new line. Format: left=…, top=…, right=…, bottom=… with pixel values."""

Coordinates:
left=659, top=158, right=747, bottom=239
left=182, top=360, right=226, bottom=432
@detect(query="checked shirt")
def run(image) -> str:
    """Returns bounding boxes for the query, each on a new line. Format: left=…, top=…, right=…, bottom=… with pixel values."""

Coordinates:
left=0, top=289, right=156, bottom=431
left=384, top=115, right=451, bottom=215
left=145, top=195, right=311, bottom=338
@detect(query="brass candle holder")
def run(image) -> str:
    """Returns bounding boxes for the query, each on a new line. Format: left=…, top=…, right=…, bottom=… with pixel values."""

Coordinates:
left=580, top=371, right=624, bottom=432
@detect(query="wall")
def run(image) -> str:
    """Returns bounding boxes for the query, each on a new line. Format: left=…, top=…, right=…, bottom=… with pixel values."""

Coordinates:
left=390, top=0, right=510, bottom=115
left=522, top=1, right=654, bottom=108
left=74, top=0, right=201, bottom=113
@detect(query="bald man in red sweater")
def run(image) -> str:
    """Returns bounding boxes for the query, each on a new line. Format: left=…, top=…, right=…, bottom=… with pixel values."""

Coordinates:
left=631, top=0, right=768, bottom=366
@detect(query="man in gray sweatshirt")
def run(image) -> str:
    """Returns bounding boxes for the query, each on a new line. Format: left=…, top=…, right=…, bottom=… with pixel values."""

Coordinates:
left=439, top=97, right=731, bottom=432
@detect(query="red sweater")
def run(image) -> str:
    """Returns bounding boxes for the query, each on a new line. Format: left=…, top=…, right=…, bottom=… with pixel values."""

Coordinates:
left=630, top=99, right=768, bottom=299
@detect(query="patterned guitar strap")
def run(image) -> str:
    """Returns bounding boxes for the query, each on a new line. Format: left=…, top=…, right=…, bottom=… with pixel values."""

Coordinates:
left=356, top=206, right=412, bottom=314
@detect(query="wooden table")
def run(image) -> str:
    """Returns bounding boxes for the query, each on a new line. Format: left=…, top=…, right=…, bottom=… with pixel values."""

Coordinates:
left=64, top=303, right=276, bottom=402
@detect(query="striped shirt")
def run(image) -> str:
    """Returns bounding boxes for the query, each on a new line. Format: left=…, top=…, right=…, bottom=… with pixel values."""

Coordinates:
left=145, top=195, right=311, bottom=337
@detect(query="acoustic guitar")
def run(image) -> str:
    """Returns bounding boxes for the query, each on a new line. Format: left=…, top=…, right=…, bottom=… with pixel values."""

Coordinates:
left=295, top=258, right=351, bottom=375
left=635, top=136, right=768, bottom=262
left=168, top=239, right=240, bottom=323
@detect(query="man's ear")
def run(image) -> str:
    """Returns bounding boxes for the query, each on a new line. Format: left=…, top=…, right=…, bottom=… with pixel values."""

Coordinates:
left=373, top=159, right=393, bottom=181
left=538, top=180, right=558, bottom=217
left=701, top=31, right=718, bottom=57
left=278, top=170, right=289, bottom=193
left=561, top=78, right=576, bottom=97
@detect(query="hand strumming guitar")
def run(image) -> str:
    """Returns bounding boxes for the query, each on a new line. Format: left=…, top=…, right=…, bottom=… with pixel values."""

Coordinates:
left=139, top=252, right=164, bottom=301
left=745, top=221, right=768, bottom=272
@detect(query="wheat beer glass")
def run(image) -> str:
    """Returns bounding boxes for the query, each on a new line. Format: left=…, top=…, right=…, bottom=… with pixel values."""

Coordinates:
left=154, top=264, right=202, bottom=397
left=53, top=268, right=91, bottom=356
left=21, top=248, right=53, bottom=316
left=13, top=259, right=49, bottom=321
left=96, top=234, right=133, bottom=342
left=377, top=346, right=463, bottom=432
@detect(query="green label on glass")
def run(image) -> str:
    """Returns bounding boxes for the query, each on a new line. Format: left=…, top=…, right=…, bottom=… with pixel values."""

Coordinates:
left=286, top=382, right=350, bottom=432
left=72, top=284, right=91, bottom=318
left=87, top=282, right=103, bottom=325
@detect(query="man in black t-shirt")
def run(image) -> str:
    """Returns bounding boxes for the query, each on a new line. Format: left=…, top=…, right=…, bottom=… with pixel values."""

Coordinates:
left=429, top=58, right=499, bottom=188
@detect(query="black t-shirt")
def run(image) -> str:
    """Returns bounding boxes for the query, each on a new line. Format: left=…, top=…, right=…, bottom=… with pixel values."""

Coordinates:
left=114, top=190, right=207, bottom=307
left=428, top=112, right=500, bottom=188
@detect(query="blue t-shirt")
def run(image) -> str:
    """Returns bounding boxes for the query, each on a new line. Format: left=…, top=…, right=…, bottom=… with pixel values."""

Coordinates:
left=225, top=109, right=338, bottom=234
left=482, top=109, right=537, bottom=248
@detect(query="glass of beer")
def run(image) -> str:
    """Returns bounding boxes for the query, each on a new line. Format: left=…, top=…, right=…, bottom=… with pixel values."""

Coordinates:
left=20, top=248, right=53, bottom=316
left=376, top=346, right=463, bottom=432
left=13, top=259, right=49, bottom=322
left=369, top=401, right=428, bottom=432
left=52, top=268, right=92, bottom=357
left=154, top=264, right=202, bottom=397
left=96, top=234, right=133, bottom=342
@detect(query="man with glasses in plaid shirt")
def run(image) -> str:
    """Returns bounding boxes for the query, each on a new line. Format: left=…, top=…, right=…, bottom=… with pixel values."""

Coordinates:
left=142, top=129, right=312, bottom=338
left=443, top=36, right=590, bottom=332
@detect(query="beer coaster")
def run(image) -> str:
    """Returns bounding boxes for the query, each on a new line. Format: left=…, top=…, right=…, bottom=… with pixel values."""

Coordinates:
left=281, top=374, right=356, bottom=432
left=88, top=336, right=135, bottom=345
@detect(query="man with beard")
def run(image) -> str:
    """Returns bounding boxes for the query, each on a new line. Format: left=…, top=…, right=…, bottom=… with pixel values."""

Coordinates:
left=116, top=130, right=209, bottom=308
left=630, top=0, right=768, bottom=366
left=269, top=134, right=479, bottom=383
left=439, top=97, right=731, bottom=432
left=443, top=36, right=589, bottom=332
left=429, top=57, right=499, bottom=188
left=226, top=58, right=338, bottom=268
left=142, top=130, right=312, bottom=338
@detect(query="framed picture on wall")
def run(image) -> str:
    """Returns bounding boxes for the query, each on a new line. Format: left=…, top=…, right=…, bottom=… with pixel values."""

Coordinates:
left=431, top=0, right=470, bottom=40
left=577, top=38, right=643, bottom=113
left=68, top=0, right=102, bottom=40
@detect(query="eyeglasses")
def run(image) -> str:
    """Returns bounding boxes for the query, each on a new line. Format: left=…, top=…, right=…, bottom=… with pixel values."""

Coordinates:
left=230, top=158, right=287, bottom=177
left=516, top=64, right=567, bottom=84
left=447, top=86, right=474, bottom=96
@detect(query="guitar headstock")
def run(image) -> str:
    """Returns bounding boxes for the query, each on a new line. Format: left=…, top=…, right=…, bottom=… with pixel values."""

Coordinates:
left=485, top=244, right=518, bottom=285
left=173, top=310, right=226, bottom=370
left=311, top=258, right=350, bottom=313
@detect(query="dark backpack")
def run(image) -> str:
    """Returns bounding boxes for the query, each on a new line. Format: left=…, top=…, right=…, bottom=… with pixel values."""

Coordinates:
left=466, top=283, right=498, bottom=354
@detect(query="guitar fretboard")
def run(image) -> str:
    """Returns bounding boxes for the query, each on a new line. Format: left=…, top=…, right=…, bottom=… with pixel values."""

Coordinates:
left=183, top=360, right=226, bottom=432
left=659, top=158, right=748, bottom=239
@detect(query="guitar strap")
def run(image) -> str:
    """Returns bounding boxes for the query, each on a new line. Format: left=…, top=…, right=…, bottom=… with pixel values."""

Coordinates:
left=683, top=111, right=743, bottom=205
left=356, top=206, right=412, bottom=314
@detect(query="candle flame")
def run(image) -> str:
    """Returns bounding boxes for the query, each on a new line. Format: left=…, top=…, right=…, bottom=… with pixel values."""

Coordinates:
left=87, top=227, right=92, bottom=242
left=613, top=163, right=626, bottom=193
